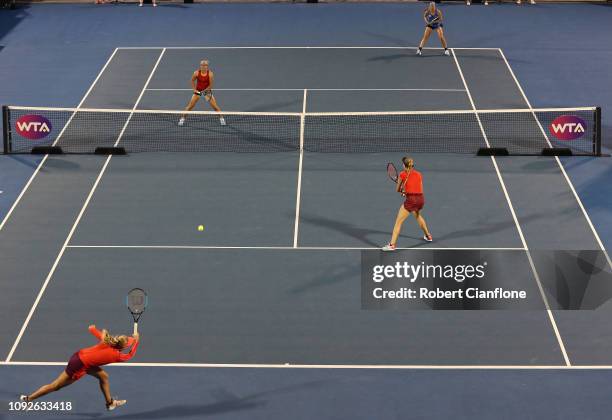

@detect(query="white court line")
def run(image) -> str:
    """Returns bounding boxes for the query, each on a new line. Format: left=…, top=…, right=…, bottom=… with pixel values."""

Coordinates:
left=117, top=46, right=502, bottom=50
left=293, top=89, right=307, bottom=248
left=5, top=157, right=114, bottom=362
left=451, top=48, right=570, bottom=367
left=146, top=88, right=467, bottom=92
left=66, top=245, right=525, bottom=251
left=3, top=361, right=612, bottom=370
left=4, top=49, right=167, bottom=363
left=0, top=48, right=119, bottom=234
left=114, top=49, right=167, bottom=147
left=497, top=48, right=612, bottom=272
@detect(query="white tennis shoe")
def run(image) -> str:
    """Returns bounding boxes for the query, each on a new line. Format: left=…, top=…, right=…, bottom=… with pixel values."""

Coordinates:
left=220, top=117, right=226, bottom=126
left=381, top=243, right=396, bottom=252
left=107, top=398, right=127, bottom=411
left=178, top=117, right=185, bottom=126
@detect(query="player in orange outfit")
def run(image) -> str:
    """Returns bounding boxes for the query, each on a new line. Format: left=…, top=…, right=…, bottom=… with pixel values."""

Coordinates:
left=383, top=157, right=432, bottom=251
left=20, top=325, right=139, bottom=411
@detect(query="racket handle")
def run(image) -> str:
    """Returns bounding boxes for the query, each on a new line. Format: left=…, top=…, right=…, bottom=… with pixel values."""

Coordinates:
left=133, top=322, right=138, bottom=335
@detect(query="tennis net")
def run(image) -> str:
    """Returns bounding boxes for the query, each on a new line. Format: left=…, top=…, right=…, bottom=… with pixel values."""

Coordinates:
left=2, top=105, right=602, bottom=155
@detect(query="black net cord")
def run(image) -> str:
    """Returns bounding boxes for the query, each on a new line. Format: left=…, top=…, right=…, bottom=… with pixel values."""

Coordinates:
left=595, top=107, right=602, bottom=156
left=2, top=105, right=10, bottom=154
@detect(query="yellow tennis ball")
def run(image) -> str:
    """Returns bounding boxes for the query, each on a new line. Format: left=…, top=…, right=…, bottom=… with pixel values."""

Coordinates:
left=198, top=225, right=204, bottom=232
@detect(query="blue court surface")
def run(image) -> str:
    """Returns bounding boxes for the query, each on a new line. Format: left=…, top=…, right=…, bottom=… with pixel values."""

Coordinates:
left=1, top=3, right=612, bottom=420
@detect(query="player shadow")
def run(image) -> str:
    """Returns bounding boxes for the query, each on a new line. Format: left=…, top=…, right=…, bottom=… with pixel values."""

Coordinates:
left=5, top=154, right=42, bottom=170
left=76, top=380, right=329, bottom=419
left=415, top=211, right=545, bottom=248
left=243, top=98, right=302, bottom=113
left=298, top=212, right=419, bottom=248
left=367, top=51, right=448, bottom=62
left=58, top=402, right=258, bottom=420
left=366, top=53, right=412, bottom=63
left=289, top=261, right=360, bottom=295
left=363, top=31, right=407, bottom=47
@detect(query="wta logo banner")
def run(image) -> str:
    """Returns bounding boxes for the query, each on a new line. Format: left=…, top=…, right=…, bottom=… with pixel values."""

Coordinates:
left=549, top=115, right=586, bottom=141
left=15, top=115, right=53, bottom=140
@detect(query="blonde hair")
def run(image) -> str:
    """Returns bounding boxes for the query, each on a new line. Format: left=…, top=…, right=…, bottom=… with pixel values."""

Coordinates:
left=101, top=329, right=129, bottom=349
left=402, top=156, right=414, bottom=169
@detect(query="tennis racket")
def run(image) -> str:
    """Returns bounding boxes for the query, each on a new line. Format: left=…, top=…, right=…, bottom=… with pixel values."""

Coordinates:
left=195, top=89, right=213, bottom=101
left=387, top=162, right=399, bottom=183
left=427, top=14, right=441, bottom=26
left=126, top=288, right=148, bottom=335
left=387, top=162, right=407, bottom=195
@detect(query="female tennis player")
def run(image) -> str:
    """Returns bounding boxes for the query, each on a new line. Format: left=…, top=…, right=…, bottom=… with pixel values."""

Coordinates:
left=179, top=59, right=226, bottom=126
left=20, top=325, right=140, bottom=411
left=417, top=2, right=449, bottom=56
left=383, top=157, right=432, bottom=251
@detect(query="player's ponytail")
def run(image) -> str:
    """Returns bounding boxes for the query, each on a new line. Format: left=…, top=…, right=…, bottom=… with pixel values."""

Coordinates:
left=102, top=330, right=129, bottom=349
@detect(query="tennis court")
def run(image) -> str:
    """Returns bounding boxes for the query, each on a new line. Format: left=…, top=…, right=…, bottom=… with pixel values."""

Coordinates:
left=1, top=41, right=612, bottom=418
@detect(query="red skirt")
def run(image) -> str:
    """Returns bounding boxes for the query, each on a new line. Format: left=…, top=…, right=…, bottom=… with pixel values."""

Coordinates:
left=403, top=193, right=425, bottom=212
left=65, top=352, right=87, bottom=381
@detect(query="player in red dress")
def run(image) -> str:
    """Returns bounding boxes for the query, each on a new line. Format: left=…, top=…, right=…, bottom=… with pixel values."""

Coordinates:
left=383, top=157, right=433, bottom=251
left=179, top=59, right=226, bottom=126
left=20, top=325, right=140, bottom=411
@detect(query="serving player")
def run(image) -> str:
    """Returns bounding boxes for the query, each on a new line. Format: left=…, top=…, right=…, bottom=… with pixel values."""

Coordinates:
left=20, top=325, right=140, bottom=411
left=179, top=59, right=226, bottom=126
left=383, top=157, right=433, bottom=251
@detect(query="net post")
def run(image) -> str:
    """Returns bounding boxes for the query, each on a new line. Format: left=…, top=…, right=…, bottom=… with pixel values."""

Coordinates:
left=594, top=107, right=602, bottom=156
left=2, top=105, right=10, bottom=154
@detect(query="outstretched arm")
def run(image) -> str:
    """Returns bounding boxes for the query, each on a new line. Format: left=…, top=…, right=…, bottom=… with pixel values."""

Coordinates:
left=88, top=325, right=103, bottom=341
